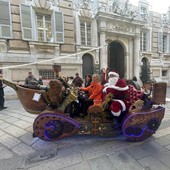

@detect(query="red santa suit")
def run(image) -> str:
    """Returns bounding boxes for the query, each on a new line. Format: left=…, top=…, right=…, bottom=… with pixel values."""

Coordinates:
left=103, top=71, right=130, bottom=117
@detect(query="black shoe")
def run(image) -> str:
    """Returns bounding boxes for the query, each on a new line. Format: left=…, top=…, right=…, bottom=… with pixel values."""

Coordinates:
left=2, top=107, right=7, bottom=109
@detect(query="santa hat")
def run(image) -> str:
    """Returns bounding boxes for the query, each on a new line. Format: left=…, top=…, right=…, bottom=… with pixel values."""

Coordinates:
left=108, top=70, right=119, bottom=77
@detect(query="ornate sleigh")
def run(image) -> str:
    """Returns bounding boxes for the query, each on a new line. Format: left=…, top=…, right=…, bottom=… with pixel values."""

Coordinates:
left=2, top=78, right=167, bottom=142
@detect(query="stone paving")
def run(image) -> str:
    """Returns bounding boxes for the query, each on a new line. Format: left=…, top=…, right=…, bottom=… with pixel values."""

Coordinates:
left=0, top=88, right=170, bottom=170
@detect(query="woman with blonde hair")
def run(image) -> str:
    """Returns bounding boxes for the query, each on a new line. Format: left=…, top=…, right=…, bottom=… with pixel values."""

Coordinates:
left=79, top=74, right=103, bottom=117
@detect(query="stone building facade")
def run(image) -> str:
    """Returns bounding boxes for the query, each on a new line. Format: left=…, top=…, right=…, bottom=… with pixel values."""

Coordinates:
left=0, top=0, right=78, bottom=82
left=0, top=0, right=170, bottom=85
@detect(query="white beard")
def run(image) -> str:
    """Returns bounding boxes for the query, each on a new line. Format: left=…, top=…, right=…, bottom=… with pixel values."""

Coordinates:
left=108, top=77, right=118, bottom=86
left=103, top=77, right=119, bottom=93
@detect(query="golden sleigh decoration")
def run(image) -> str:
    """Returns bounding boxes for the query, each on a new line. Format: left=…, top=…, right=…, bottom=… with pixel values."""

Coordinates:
left=2, top=79, right=167, bottom=142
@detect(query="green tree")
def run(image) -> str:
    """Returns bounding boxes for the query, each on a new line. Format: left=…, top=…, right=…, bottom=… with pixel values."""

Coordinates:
left=140, top=64, right=151, bottom=84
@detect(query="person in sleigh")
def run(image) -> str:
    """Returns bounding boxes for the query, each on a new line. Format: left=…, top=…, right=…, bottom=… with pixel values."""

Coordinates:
left=79, top=74, right=103, bottom=117
left=103, top=71, right=130, bottom=125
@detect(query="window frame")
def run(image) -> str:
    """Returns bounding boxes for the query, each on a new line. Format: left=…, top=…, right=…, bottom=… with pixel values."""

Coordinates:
left=0, top=0, right=12, bottom=38
left=140, top=29, right=151, bottom=52
left=140, top=6, right=147, bottom=15
left=20, top=4, right=64, bottom=43
left=80, top=21, right=91, bottom=46
left=39, top=69, right=55, bottom=79
left=140, top=32, right=147, bottom=51
left=36, top=13, right=52, bottom=42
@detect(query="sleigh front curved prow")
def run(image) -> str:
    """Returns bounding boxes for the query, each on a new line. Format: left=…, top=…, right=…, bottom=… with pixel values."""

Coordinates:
left=16, top=85, right=47, bottom=114
left=122, top=106, right=165, bottom=142
left=3, top=79, right=47, bottom=114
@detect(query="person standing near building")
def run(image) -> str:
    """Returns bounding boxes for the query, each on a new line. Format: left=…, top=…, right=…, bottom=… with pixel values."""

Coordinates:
left=0, top=74, right=7, bottom=111
left=25, top=72, right=37, bottom=86
left=71, top=73, right=83, bottom=87
left=37, top=76, right=43, bottom=85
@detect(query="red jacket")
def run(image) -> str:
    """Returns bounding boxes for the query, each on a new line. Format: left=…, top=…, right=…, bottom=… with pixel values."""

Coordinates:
left=80, top=81, right=103, bottom=105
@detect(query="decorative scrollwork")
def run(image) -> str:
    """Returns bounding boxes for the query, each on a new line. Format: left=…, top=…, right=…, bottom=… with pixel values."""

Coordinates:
left=44, top=120, right=63, bottom=140
left=63, top=122, right=75, bottom=133
left=133, top=127, right=143, bottom=136
left=147, top=118, right=160, bottom=132
left=125, top=126, right=134, bottom=136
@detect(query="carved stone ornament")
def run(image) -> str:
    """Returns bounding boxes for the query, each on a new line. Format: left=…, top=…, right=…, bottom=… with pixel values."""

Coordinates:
left=76, top=0, right=95, bottom=18
left=34, top=0, right=51, bottom=9
left=48, top=0, right=59, bottom=7
left=99, top=0, right=139, bottom=20
left=106, top=21, right=135, bottom=35
left=161, top=13, right=170, bottom=30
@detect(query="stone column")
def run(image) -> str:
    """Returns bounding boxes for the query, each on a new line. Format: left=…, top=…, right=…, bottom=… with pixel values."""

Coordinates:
left=99, top=32, right=107, bottom=69
left=128, top=37, right=133, bottom=79
left=133, top=36, right=140, bottom=79
left=29, top=44, right=37, bottom=62
left=55, top=45, right=60, bottom=56
left=75, top=14, right=81, bottom=46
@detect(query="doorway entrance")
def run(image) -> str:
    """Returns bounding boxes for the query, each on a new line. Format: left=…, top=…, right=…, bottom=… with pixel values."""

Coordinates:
left=82, top=54, right=94, bottom=78
left=108, top=41, right=125, bottom=78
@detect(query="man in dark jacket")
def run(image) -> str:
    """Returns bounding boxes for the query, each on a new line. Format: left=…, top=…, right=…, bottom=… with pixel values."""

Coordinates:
left=71, top=73, right=83, bottom=87
left=25, top=72, right=37, bottom=86
left=0, top=74, right=7, bottom=111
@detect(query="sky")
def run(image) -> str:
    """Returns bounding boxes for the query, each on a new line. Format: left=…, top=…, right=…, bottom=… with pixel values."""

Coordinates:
left=129, top=0, right=170, bottom=13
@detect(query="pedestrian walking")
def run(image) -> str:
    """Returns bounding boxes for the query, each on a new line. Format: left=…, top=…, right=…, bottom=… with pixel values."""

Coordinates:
left=0, top=74, right=7, bottom=111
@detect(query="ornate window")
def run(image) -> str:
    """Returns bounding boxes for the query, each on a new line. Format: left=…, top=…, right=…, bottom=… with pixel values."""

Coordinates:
left=0, top=0, right=12, bottom=38
left=140, top=30, right=151, bottom=52
left=20, top=4, right=64, bottom=43
left=80, top=21, right=91, bottom=46
left=37, top=14, right=52, bottom=42
left=140, top=32, right=147, bottom=51
left=140, top=6, right=147, bottom=15
left=139, top=1, right=149, bottom=20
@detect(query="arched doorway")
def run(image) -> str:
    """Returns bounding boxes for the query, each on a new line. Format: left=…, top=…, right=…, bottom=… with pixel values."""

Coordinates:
left=108, top=41, right=125, bottom=78
left=82, top=54, right=94, bottom=78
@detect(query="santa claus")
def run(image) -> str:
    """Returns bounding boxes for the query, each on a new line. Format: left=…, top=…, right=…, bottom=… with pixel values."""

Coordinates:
left=103, top=71, right=130, bottom=117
